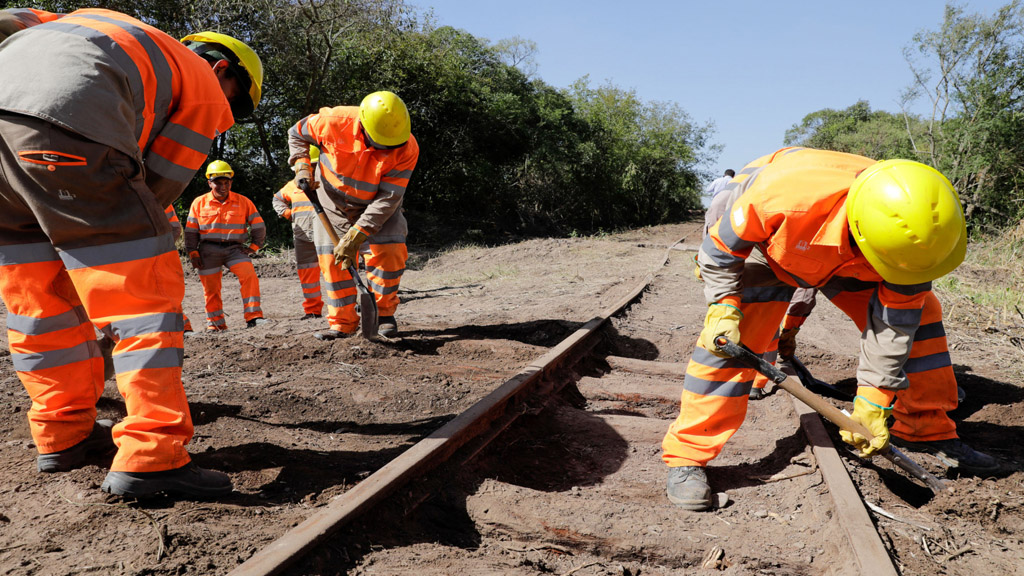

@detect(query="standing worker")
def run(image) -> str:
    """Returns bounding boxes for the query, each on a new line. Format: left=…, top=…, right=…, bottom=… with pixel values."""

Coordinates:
left=703, top=169, right=736, bottom=237
left=663, top=147, right=999, bottom=511
left=272, top=146, right=324, bottom=319
left=185, top=161, right=270, bottom=330
left=0, top=8, right=262, bottom=497
left=287, top=91, right=418, bottom=340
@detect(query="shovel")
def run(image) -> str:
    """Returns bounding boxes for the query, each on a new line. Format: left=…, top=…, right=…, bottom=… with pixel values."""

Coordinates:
left=784, top=356, right=853, bottom=401
left=715, top=337, right=950, bottom=494
left=299, top=180, right=379, bottom=340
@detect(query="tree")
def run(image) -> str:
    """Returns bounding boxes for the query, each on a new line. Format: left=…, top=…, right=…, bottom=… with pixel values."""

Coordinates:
left=784, top=100, right=920, bottom=160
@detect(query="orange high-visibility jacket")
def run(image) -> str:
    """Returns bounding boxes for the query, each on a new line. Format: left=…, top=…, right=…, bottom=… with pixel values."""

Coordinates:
left=0, top=8, right=234, bottom=205
left=165, top=205, right=182, bottom=243
left=287, top=106, right=418, bottom=236
left=184, top=192, right=266, bottom=254
left=272, top=181, right=317, bottom=242
left=702, top=147, right=932, bottom=391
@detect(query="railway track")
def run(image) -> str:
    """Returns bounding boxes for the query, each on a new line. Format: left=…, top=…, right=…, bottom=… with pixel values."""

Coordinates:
left=229, top=237, right=903, bottom=576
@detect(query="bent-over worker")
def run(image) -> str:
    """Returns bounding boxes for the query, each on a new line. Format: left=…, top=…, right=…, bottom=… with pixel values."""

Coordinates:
left=0, top=7, right=263, bottom=498
left=663, top=147, right=998, bottom=512
left=287, top=91, right=419, bottom=340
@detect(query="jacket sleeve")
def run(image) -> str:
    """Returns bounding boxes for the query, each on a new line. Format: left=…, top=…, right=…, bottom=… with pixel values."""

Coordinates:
left=245, top=197, right=267, bottom=250
left=287, top=113, right=320, bottom=165
left=164, top=206, right=183, bottom=243
left=856, top=282, right=929, bottom=391
left=353, top=139, right=419, bottom=236
left=782, top=288, right=818, bottom=330
left=272, top=185, right=292, bottom=219
left=699, top=181, right=767, bottom=304
left=0, top=8, right=61, bottom=42
left=184, top=200, right=202, bottom=253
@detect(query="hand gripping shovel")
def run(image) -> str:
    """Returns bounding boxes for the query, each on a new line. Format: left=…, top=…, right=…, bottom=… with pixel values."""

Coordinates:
left=715, top=337, right=949, bottom=494
left=299, top=181, right=379, bottom=340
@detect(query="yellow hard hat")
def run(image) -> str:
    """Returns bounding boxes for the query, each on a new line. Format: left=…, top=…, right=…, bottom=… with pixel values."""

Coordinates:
left=181, top=31, right=263, bottom=119
left=205, top=159, right=234, bottom=180
left=847, top=160, right=967, bottom=285
left=309, top=145, right=320, bottom=163
left=359, top=91, right=411, bottom=147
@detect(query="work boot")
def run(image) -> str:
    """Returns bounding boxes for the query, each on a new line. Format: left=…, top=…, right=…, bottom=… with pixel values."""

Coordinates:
left=101, top=462, right=233, bottom=498
left=37, top=419, right=116, bottom=473
left=301, top=313, right=322, bottom=320
left=891, top=436, right=1001, bottom=475
left=314, top=329, right=353, bottom=341
left=378, top=316, right=398, bottom=338
left=957, top=386, right=966, bottom=404
left=246, top=317, right=270, bottom=328
left=748, top=387, right=767, bottom=401
left=666, top=466, right=712, bottom=511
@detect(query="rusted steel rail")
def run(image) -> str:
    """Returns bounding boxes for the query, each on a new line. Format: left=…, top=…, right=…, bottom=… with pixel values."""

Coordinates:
left=228, top=237, right=898, bottom=576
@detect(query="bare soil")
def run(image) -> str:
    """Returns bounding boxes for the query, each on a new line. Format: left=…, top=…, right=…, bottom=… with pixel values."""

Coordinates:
left=1, top=222, right=1022, bottom=576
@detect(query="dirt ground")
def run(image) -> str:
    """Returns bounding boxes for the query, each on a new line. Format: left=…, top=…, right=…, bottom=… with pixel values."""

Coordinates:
left=1, top=221, right=1022, bottom=576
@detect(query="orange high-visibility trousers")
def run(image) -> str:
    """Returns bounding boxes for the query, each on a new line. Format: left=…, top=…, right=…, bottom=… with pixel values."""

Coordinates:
left=0, top=114, right=192, bottom=473
left=196, top=243, right=264, bottom=328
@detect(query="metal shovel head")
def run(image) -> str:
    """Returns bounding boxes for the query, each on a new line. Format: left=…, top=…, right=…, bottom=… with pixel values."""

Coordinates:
left=359, top=291, right=378, bottom=339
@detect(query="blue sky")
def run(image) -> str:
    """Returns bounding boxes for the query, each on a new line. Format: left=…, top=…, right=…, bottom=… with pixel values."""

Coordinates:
left=409, top=0, right=1010, bottom=196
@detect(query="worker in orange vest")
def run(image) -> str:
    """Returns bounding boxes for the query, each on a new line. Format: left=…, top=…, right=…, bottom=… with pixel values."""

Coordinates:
left=288, top=91, right=418, bottom=340
left=0, top=7, right=262, bottom=498
left=663, top=148, right=999, bottom=512
left=273, top=146, right=324, bottom=319
left=185, top=161, right=269, bottom=330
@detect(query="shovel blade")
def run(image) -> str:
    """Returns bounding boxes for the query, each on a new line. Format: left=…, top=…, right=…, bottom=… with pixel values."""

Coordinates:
left=359, top=291, right=378, bottom=339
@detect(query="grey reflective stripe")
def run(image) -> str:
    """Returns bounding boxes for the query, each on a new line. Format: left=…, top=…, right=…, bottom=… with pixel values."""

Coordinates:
left=882, top=281, right=932, bottom=296
left=207, top=309, right=225, bottom=319
left=691, top=347, right=738, bottom=369
left=366, top=265, right=405, bottom=280
left=6, top=307, right=88, bottom=335
left=377, top=181, right=406, bottom=196
left=700, top=235, right=745, bottom=267
left=301, top=281, right=321, bottom=289
left=159, top=122, right=213, bottom=154
left=368, top=282, right=399, bottom=296
left=199, top=267, right=221, bottom=276
left=297, top=261, right=319, bottom=270
left=147, top=153, right=200, bottom=184
left=341, top=174, right=378, bottom=193
left=60, top=235, right=175, bottom=270
left=40, top=21, right=146, bottom=143
left=327, top=294, right=357, bottom=307
left=198, top=222, right=248, bottom=231
left=315, top=244, right=335, bottom=256
left=74, top=13, right=173, bottom=150
left=682, top=372, right=753, bottom=398
left=0, top=242, right=60, bottom=266
left=111, top=347, right=183, bottom=373
left=291, top=118, right=312, bottom=139
left=187, top=217, right=200, bottom=225
left=741, top=285, right=795, bottom=304
left=368, top=234, right=406, bottom=245
left=108, top=313, right=181, bottom=340
left=292, top=201, right=314, bottom=209
left=7, top=8, right=44, bottom=26
left=870, top=292, right=923, bottom=328
left=245, top=306, right=263, bottom=314
left=12, top=340, right=98, bottom=372
left=716, top=213, right=757, bottom=254
left=824, top=276, right=877, bottom=294
left=385, top=169, right=413, bottom=179
left=325, top=279, right=355, bottom=291
left=250, top=222, right=266, bottom=230
left=225, top=256, right=250, bottom=268
left=904, top=351, right=952, bottom=374
left=243, top=297, right=260, bottom=305
left=915, top=321, right=946, bottom=341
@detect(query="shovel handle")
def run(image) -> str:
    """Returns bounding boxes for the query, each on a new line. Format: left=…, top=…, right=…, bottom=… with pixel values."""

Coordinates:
left=299, top=180, right=342, bottom=246
left=714, top=337, right=950, bottom=493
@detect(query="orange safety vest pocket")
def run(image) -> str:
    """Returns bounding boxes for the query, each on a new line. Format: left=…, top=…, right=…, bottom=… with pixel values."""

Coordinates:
left=764, top=242, right=824, bottom=282
left=18, top=149, right=88, bottom=171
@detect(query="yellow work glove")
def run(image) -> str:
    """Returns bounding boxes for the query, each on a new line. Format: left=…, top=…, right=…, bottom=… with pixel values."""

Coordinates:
left=334, top=227, right=369, bottom=268
left=777, top=327, right=799, bottom=359
left=293, top=159, right=312, bottom=189
left=692, top=254, right=702, bottom=282
left=840, top=389, right=894, bottom=457
left=699, top=301, right=743, bottom=358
